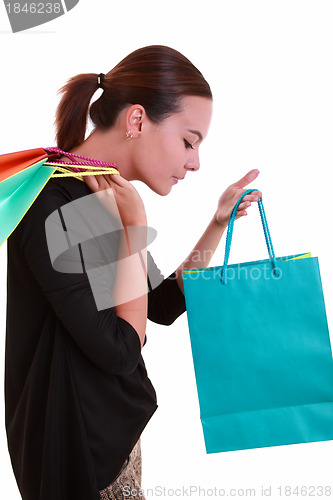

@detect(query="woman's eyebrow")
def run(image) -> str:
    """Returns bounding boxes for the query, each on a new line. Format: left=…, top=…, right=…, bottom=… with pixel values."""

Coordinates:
left=187, top=129, right=203, bottom=141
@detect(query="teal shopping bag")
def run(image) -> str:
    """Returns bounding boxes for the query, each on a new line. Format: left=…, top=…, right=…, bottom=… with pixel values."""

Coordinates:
left=182, top=190, right=333, bottom=453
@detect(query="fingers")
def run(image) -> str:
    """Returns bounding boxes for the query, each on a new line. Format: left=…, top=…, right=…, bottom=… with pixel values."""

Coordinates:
left=236, top=192, right=262, bottom=210
left=238, top=201, right=251, bottom=211
left=236, top=191, right=262, bottom=218
left=85, top=173, right=125, bottom=192
left=84, top=174, right=109, bottom=191
left=241, top=191, right=262, bottom=203
left=98, top=175, right=115, bottom=190
left=236, top=202, right=249, bottom=218
left=233, top=169, right=260, bottom=189
left=107, top=173, right=128, bottom=187
left=235, top=209, right=248, bottom=219
left=84, top=174, right=99, bottom=191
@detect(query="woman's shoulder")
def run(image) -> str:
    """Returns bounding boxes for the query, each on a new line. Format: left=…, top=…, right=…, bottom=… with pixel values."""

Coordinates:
left=43, top=176, right=91, bottom=202
left=11, top=177, right=92, bottom=246
left=26, top=176, right=91, bottom=217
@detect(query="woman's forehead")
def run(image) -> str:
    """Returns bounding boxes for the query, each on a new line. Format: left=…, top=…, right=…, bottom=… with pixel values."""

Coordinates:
left=175, top=96, right=213, bottom=135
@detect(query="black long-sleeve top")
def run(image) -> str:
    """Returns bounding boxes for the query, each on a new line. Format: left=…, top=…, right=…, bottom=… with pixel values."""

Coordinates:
left=5, top=176, right=186, bottom=500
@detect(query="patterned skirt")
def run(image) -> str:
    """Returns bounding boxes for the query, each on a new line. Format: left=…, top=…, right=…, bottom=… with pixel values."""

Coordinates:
left=99, top=439, right=145, bottom=500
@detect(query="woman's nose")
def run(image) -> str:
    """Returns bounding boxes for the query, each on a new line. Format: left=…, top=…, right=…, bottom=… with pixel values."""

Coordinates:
left=185, top=154, right=200, bottom=172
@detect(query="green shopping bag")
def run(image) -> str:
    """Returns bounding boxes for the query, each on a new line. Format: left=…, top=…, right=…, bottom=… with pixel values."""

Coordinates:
left=0, top=147, right=120, bottom=247
left=182, top=190, right=333, bottom=453
left=0, top=149, right=56, bottom=247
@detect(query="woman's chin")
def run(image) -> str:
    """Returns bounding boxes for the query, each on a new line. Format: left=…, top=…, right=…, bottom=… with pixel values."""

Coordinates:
left=147, top=182, right=172, bottom=197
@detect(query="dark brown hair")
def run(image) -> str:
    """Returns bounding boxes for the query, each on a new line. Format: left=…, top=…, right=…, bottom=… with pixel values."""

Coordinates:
left=55, top=45, right=212, bottom=152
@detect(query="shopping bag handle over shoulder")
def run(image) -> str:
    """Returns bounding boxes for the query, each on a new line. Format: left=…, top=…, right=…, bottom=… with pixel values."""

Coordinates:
left=221, top=189, right=280, bottom=284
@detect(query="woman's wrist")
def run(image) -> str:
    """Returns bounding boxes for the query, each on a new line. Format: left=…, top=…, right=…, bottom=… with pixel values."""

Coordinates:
left=122, top=216, right=147, bottom=227
left=213, top=211, right=228, bottom=230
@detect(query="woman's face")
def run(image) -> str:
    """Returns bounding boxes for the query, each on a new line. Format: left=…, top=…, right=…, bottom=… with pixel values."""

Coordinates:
left=131, top=96, right=213, bottom=196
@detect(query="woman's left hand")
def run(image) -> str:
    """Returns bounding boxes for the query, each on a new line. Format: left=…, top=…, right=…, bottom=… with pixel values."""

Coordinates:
left=215, top=169, right=262, bottom=226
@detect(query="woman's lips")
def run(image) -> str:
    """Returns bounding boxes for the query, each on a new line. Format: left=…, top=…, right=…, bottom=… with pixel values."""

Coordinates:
left=172, top=176, right=185, bottom=183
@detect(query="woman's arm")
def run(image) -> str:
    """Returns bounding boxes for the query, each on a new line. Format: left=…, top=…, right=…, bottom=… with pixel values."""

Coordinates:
left=17, top=180, right=143, bottom=375
left=112, top=224, right=148, bottom=348
left=85, top=173, right=148, bottom=348
left=174, top=169, right=262, bottom=293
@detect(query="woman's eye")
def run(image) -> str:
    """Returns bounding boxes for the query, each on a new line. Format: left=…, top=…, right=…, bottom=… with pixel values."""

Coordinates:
left=184, top=139, right=194, bottom=150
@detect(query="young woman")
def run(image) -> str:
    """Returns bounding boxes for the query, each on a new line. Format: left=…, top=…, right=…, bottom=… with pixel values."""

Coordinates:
left=5, top=45, right=261, bottom=500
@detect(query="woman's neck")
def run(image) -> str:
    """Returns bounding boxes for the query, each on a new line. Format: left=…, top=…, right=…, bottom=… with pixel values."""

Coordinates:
left=59, top=127, right=136, bottom=181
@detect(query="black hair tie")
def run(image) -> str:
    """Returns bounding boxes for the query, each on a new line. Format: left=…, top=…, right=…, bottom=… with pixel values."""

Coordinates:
left=97, top=73, right=105, bottom=89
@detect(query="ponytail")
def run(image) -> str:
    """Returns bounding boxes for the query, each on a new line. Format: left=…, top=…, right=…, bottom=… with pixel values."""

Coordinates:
left=55, top=73, right=100, bottom=152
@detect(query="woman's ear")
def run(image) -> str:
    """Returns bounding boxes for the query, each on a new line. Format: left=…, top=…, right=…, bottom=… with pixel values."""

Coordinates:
left=125, top=105, right=145, bottom=138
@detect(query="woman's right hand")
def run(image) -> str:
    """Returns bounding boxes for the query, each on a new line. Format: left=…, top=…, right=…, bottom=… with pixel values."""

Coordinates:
left=84, top=173, right=147, bottom=227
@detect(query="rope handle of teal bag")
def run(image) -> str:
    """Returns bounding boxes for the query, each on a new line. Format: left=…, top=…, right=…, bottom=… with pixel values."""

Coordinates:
left=221, top=189, right=280, bottom=284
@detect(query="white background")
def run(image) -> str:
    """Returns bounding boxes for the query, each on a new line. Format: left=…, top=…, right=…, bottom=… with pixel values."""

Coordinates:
left=0, top=1, right=333, bottom=498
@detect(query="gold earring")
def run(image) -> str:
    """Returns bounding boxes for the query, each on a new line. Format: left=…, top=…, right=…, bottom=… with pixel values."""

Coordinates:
left=126, top=130, right=133, bottom=140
